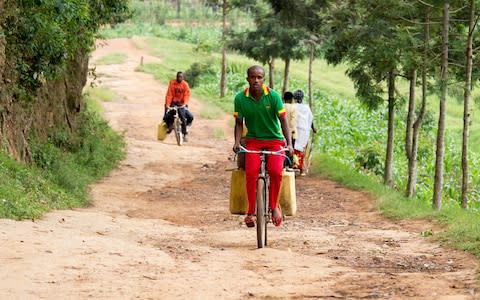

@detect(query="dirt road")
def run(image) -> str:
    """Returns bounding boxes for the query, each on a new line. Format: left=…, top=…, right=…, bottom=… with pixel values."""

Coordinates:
left=0, top=38, right=479, bottom=299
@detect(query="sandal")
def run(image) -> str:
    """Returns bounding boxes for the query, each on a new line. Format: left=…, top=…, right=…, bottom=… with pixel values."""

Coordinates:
left=272, top=206, right=283, bottom=227
left=244, top=215, right=255, bottom=228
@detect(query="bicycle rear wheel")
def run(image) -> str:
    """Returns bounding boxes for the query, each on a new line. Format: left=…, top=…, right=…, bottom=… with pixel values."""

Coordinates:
left=174, top=117, right=183, bottom=146
left=256, top=178, right=267, bottom=248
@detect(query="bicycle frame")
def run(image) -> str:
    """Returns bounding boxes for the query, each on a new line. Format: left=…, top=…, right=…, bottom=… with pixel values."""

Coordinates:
left=238, top=145, right=288, bottom=248
left=167, top=106, right=185, bottom=146
left=256, top=151, right=269, bottom=248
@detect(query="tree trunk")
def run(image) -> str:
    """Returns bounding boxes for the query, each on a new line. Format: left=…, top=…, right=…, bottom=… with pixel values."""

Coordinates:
left=407, top=10, right=430, bottom=198
left=384, top=70, right=395, bottom=187
left=433, top=2, right=449, bottom=210
left=219, top=0, right=227, bottom=98
left=405, top=69, right=416, bottom=197
left=461, top=0, right=475, bottom=209
left=308, top=42, right=314, bottom=108
left=282, top=58, right=290, bottom=96
left=405, top=70, right=415, bottom=161
left=176, top=0, right=181, bottom=18
left=268, top=58, right=275, bottom=89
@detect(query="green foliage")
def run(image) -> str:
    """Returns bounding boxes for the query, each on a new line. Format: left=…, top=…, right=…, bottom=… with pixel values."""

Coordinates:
left=194, top=39, right=215, bottom=54
left=312, top=88, right=480, bottom=209
left=433, top=207, right=480, bottom=257
left=30, top=109, right=125, bottom=189
left=355, top=145, right=384, bottom=177
left=83, top=86, right=116, bottom=114
left=184, top=61, right=217, bottom=88
left=130, top=0, right=169, bottom=25
left=0, top=98, right=125, bottom=220
left=229, top=9, right=308, bottom=66
left=4, top=0, right=130, bottom=92
left=0, top=151, right=79, bottom=220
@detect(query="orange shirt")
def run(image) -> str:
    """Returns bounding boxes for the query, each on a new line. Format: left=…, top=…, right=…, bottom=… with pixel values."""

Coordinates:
left=165, top=79, right=190, bottom=107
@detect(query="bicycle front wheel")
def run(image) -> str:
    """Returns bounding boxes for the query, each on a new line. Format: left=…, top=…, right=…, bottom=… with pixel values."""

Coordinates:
left=256, top=178, right=267, bottom=248
left=174, top=117, right=183, bottom=146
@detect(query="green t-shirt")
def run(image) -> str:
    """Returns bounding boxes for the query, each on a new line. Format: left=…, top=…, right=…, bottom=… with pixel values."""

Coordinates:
left=234, top=85, right=286, bottom=140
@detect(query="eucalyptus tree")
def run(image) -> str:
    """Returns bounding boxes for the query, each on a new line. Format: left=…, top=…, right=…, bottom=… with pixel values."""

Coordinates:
left=405, top=5, right=431, bottom=198
left=267, top=0, right=327, bottom=107
left=461, top=0, right=477, bottom=208
left=205, top=0, right=256, bottom=97
left=402, top=2, right=443, bottom=198
left=228, top=1, right=307, bottom=92
left=427, top=0, right=480, bottom=209
left=323, top=0, right=413, bottom=187
left=276, top=28, right=308, bottom=95
left=228, top=11, right=279, bottom=88
left=432, top=1, right=450, bottom=210
left=402, top=1, right=476, bottom=207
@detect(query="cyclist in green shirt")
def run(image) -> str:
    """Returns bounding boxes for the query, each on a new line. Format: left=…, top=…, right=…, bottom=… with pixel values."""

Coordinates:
left=233, top=65, right=293, bottom=227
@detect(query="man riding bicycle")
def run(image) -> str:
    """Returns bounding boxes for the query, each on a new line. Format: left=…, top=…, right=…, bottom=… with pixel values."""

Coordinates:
left=233, top=65, right=293, bottom=228
left=164, top=71, right=194, bottom=140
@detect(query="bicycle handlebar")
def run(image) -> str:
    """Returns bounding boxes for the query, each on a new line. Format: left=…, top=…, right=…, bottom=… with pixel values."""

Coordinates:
left=167, top=105, right=186, bottom=110
left=238, top=145, right=289, bottom=156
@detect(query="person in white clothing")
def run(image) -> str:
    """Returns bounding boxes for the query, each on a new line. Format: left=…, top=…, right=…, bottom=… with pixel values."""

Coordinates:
left=292, top=89, right=316, bottom=175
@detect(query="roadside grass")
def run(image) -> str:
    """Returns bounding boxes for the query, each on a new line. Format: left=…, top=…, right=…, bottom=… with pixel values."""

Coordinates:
left=199, top=103, right=224, bottom=119
left=0, top=152, right=81, bottom=220
left=83, top=86, right=117, bottom=113
left=94, top=52, right=128, bottom=65
left=311, top=153, right=480, bottom=258
left=0, top=87, right=125, bottom=220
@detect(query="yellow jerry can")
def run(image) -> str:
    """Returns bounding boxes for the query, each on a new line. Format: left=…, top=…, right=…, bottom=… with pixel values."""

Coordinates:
left=229, top=169, right=247, bottom=215
left=230, top=169, right=296, bottom=216
left=157, top=121, right=168, bottom=141
left=279, top=170, right=297, bottom=216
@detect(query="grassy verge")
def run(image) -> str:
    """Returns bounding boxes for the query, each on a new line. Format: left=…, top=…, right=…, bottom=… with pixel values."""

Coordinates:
left=93, top=52, right=128, bottom=65
left=312, top=153, right=480, bottom=258
left=83, top=86, right=117, bottom=113
left=0, top=87, right=125, bottom=220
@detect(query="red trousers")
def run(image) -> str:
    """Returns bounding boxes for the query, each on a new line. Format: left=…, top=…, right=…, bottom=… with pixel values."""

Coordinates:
left=294, top=149, right=305, bottom=171
left=245, top=139, right=285, bottom=215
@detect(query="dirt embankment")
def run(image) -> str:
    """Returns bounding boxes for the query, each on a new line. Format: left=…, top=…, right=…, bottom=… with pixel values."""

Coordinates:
left=0, top=37, right=478, bottom=300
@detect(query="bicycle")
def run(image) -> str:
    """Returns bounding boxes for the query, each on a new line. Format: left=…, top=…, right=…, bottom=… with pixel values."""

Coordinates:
left=238, top=145, right=289, bottom=248
left=166, top=105, right=186, bottom=146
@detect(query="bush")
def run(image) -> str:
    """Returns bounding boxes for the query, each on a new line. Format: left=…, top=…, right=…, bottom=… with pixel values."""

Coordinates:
left=184, top=61, right=216, bottom=88
left=30, top=109, right=125, bottom=201
left=355, top=145, right=384, bottom=176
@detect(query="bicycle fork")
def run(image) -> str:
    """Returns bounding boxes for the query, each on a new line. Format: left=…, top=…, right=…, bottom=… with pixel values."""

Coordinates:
left=258, top=155, right=271, bottom=223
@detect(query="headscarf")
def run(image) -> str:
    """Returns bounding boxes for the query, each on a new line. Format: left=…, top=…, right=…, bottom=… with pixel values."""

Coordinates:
left=293, top=90, right=304, bottom=103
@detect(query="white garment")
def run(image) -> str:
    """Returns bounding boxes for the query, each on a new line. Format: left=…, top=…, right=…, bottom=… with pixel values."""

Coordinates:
left=294, top=103, right=313, bottom=152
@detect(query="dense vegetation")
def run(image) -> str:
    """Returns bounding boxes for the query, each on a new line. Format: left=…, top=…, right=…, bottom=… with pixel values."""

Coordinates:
left=4, top=0, right=130, bottom=91
left=0, top=0, right=130, bottom=219
left=0, top=94, right=125, bottom=220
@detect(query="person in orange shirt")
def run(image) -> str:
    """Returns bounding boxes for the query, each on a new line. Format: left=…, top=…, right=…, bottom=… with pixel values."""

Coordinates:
left=163, top=71, right=194, bottom=139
